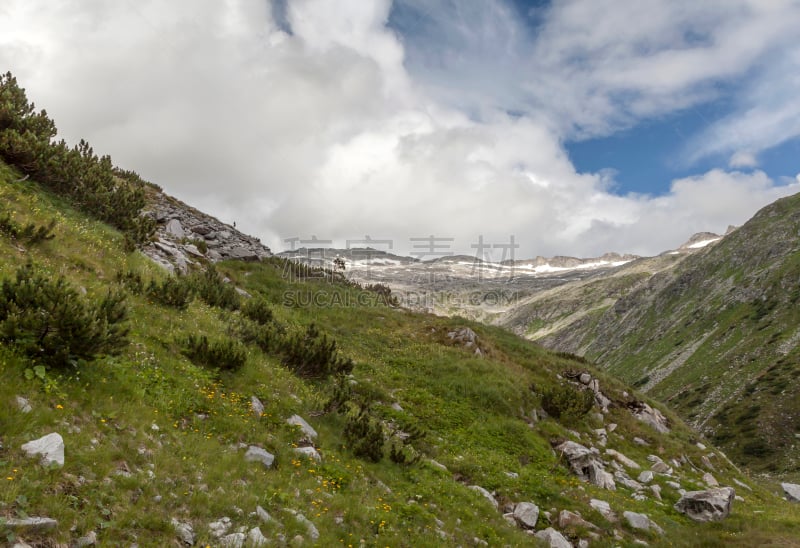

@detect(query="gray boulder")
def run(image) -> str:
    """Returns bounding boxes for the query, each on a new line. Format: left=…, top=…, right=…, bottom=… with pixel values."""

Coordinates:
left=21, top=433, right=64, bottom=467
left=512, top=502, right=539, bottom=529
left=248, top=527, right=269, bottom=547
left=557, top=441, right=615, bottom=490
left=781, top=482, right=800, bottom=502
left=165, top=219, right=185, bottom=238
left=287, top=415, right=318, bottom=441
left=469, top=485, right=498, bottom=509
left=674, top=487, right=735, bottom=522
left=534, top=527, right=573, bottom=548
left=250, top=396, right=265, bottom=417
left=171, top=519, right=195, bottom=545
left=623, top=511, right=663, bottom=534
left=15, top=396, right=32, bottom=413
left=293, top=446, right=322, bottom=462
left=244, top=446, right=275, bottom=468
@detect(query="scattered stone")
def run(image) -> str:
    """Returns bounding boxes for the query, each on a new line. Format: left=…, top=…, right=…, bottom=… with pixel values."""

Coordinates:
left=589, top=499, right=617, bottom=522
left=733, top=478, right=752, bottom=492
left=448, top=327, right=478, bottom=346
left=256, top=506, right=273, bottom=523
left=696, top=442, right=707, bottom=450
left=75, top=531, right=97, bottom=546
left=630, top=402, right=670, bottom=433
left=579, top=373, right=592, bottom=385
left=633, top=437, right=649, bottom=446
left=502, top=513, right=517, bottom=527
left=512, top=502, right=539, bottom=529
left=650, top=461, right=672, bottom=474
left=292, top=512, right=319, bottom=541
left=702, top=472, right=719, bottom=487
left=391, top=402, right=404, bottom=412
left=606, top=448, right=640, bottom=469
left=614, top=471, right=643, bottom=491
left=701, top=455, right=716, bottom=471
left=165, top=219, right=185, bottom=238
left=623, top=511, right=663, bottom=534
left=248, top=527, right=269, bottom=547
left=21, top=433, right=65, bottom=467
left=607, top=423, right=618, bottom=433
left=244, top=446, right=275, bottom=468
left=428, top=459, right=448, bottom=472
left=3, top=516, right=58, bottom=534
left=781, top=482, right=800, bottom=502
left=15, top=395, right=32, bottom=413
left=209, top=517, right=232, bottom=538
left=220, top=533, right=246, bottom=547
left=638, top=471, right=654, bottom=484
left=287, top=415, right=318, bottom=441
left=558, top=509, right=598, bottom=530
left=534, top=527, right=573, bottom=548
left=251, top=396, right=265, bottom=417
left=172, top=519, right=195, bottom=545
left=556, top=441, right=615, bottom=490
left=650, top=484, right=662, bottom=501
left=674, top=487, right=735, bottom=522
left=469, top=485, right=498, bottom=509
left=666, top=481, right=682, bottom=490
left=293, top=446, right=322, bottom=462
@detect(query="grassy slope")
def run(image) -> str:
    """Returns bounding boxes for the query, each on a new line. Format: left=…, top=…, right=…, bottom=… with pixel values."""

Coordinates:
left=0, top=161, right=799, bottom=546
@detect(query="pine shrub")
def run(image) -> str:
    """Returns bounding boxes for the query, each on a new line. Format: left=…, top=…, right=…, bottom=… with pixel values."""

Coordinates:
left=541, top=384, right=595, bottom=424
left=344, top=405, right=384, bottom=462
left=182, top=334, right=247, bottom=372
left=0, top=212, right=56, bottom=245
left=0, top=263, right=129, bottom=368
left=281, top=323, right=354, bottom=379
left=190, top=265, right=240, bottom=310
left=241, top=297, right=273, bottom=325
left=146, top=276, right=193, bottom=310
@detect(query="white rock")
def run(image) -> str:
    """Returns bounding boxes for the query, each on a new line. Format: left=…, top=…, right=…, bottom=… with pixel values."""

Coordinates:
left=244, top=446, right=275, bottom=468
left=287, top=415, right=318, bottom=440
left=781, top=482, right=800, bottom=502
left=293, top=446, right=321, bottom=462
left=15, top=396, right=32, bottom=413
left=171, top=519, right=195, bottom=545
left=650, top=484, right=662, bottom=501
left=512, top=502, right=539, bottom=529
left=428, top=459, right=448, bottom=472
left=534, top=527, right=573, bottom=548
left=256, top=506, right=273, bottom=523
left=294, top=512, right=320, bottom=541
left=623, top=511, right=663, bottom=534
left=469, top=485, right=498, bottom=509
left=209, top=517, right=232, bottom=538
left=696, top=442, right=706, bottom=450
left=606, top=449, right=640, bottom=469
left=3, top=516, right=58, bottom=533
left=638, top=471, right=654, bottom=484
left=391, top=402, right=404, bottom=412
left=733, top=478, right=752, bottom=492
left=219, top=532, right=246, bottom=547
left=21, top=433, right=64, bottom=467
left=165, top=219, right=185, bottom=238
left=248, top=527, right=269, bottom=547
left=633, top=437, right=649, bottom=446
left=589, top=499, right=617, bottom=521
left=251, top=396, right=265, bottom=417
left=703, top=472, right=719, bottom=487
left=579, top=373, right=592, bottom=384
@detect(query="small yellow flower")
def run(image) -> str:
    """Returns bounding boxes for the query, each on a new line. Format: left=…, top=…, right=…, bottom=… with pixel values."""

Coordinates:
left=55, top=404, right=64, bottom=409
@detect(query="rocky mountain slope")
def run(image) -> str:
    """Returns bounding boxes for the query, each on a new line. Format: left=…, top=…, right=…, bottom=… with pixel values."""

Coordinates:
left=510, top=193, right=800, bottom=475
left=3, top=157, right=800, bottom=546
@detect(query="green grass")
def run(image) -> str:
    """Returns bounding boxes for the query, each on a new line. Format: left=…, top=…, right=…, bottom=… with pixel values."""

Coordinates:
left=1, top=160, right=800, bottom=546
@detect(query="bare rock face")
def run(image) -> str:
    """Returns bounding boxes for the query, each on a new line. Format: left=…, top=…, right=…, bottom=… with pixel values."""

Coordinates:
left=674, top=487, right=735, bottom=522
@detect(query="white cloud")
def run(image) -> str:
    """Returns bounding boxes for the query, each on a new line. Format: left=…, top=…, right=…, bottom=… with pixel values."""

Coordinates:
left=729, top=151, right=758, bottom=169
left=0, top=1, right=797, bottom=259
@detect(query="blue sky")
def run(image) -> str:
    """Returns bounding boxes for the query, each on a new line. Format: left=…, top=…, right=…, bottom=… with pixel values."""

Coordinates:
left=2, top=0, right=799, bottom=257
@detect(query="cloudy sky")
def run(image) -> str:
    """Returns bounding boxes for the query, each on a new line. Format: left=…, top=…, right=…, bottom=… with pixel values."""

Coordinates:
left=2, top=0, right=799, bottom=258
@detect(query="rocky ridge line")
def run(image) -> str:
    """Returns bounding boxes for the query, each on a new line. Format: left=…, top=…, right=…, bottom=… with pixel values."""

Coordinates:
left=141, top=190, right=272, bottom=272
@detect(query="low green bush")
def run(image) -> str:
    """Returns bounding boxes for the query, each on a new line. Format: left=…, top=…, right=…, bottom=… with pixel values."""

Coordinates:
left=541, top=383, right=594, bottom=424
left=0, top=263, right=128, bottom=368
left=182, top=334, right=247, bottom=372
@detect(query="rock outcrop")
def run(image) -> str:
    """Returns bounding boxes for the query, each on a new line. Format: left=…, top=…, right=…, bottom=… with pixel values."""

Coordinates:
left=141, top=190, right=271, bottom=272
left=557, top=441, right=615, bottom=490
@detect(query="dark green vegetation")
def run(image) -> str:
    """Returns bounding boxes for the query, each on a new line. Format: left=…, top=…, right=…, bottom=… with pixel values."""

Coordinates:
left=0, top=76, right=799, bottom=545
left=524, top=194, right=800, bottom=476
